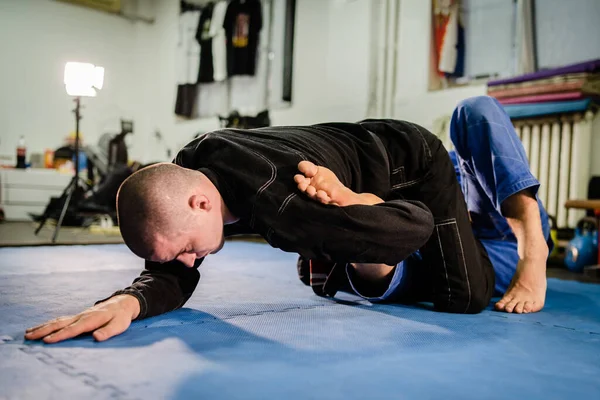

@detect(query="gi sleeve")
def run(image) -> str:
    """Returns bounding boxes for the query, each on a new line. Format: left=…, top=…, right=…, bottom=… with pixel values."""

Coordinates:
left=273, top=197, right=434, bottom=266
left=96, top=258, right=203, bottom=320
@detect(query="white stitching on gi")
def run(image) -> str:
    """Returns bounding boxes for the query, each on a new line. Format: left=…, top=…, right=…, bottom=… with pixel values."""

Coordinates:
left=435, top=218, right=457, bottom=226
left=289, top=148, right=306, bottom=161
left=452, top=221, right=472, bottom=313
left=435, top=225, right=451, bottom=308
left=391, top=176, right=425, bottom=190
left=278, top=193, right=297, bottom=215
left=249, top=150, right=277, bottom=227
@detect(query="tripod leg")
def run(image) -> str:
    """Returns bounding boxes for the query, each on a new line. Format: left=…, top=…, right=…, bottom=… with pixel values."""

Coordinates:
left=52, top=180, right=76, bottom=243
left=34, top=207, right=49, bottom=235
left=35, top=179, right=74, bottom=235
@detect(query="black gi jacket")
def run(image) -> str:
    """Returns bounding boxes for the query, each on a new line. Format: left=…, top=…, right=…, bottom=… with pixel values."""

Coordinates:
left=104, top=120, right=436, bottom=319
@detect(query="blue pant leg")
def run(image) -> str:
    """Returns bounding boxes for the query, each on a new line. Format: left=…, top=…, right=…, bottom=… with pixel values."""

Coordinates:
left=450, top=96, right=552, bottom=294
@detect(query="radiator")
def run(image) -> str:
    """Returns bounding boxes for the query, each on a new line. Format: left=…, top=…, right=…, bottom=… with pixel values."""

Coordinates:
left=514, top=111, right=595, bottom=229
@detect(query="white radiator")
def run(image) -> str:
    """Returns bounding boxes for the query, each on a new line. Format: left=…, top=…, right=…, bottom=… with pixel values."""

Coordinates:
left=514, top=111, right=595, bottom=229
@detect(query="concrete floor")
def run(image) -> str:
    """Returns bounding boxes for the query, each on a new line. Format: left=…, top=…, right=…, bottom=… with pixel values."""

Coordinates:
left=0, top=221, right=598, bottom=284
left=0, top=221, right=123, bottom=246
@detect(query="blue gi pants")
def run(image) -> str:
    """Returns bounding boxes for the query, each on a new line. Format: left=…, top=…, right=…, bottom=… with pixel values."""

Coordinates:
left=449, top=96, right=552, bottom=295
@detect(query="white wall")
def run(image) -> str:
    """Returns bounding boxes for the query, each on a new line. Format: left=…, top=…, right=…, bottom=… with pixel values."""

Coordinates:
left=393, top=0, right=487, bottom=131
left=0, top=0, right=139, bottom=163
left=133, top=0, right=375, bottom=161
left=137, top=0, right=466, bottom=160
left=1, top=0, right=597, bottom=176
left=0, top=0, right=373, bottom=165
left=0, top=0, right=221, bottom=165
left=271, top=0, right=372, bottom=126
left=126, top=0, right=221, bottom=162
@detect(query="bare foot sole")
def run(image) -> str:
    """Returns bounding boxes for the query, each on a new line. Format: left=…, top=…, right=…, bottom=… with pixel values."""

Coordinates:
left=294, top=161, right=354, bottom=206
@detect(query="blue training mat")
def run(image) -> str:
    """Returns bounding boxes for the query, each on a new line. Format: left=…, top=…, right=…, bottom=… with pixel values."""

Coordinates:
left=1, top=243, right=599, bottom=400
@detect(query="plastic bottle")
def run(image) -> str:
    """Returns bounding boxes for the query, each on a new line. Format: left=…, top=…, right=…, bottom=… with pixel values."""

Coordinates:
left=16, top=135, right=26, bottom=169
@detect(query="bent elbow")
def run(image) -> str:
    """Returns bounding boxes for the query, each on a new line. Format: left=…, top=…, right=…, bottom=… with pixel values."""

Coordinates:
left=418, top=207, right=435, bottom=246
left=406, top=201, right=434, bottom=249
left=386, top=204, right=434, bottom=265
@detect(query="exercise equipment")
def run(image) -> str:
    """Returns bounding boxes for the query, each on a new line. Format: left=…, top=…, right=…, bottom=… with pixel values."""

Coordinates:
left=565, top=216, right=598, bottom=272
left=565, top=199, right=600, bottom=276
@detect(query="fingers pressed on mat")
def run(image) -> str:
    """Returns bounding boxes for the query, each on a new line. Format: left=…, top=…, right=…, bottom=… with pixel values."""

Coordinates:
left=93, top=317, right=130, bottom=342
left=25, top=317, right=75, bottom=340
left=44, top=314, right=111, bottom=343
left=27, top=316, right=69, bottom=333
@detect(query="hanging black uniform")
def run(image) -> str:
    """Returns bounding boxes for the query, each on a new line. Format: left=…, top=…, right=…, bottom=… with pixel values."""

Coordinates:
left=223, top=0, right=263, bottom=76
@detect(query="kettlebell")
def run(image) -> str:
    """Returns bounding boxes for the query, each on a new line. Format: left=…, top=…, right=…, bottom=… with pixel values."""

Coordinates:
left=564, top=217, right=598, bottom=272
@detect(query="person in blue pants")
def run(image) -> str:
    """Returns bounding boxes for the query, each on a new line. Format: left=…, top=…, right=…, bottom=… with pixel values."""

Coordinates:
left=448, top=96, right=552, bottom=312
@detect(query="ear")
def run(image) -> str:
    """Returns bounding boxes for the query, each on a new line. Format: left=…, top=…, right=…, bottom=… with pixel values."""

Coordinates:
left=189, top=194, right=212, bottom=212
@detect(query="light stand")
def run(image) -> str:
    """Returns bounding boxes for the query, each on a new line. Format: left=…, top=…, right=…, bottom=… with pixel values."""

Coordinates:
left=35, top=62, right=104, bottom=243
left=35, top=97, right=89, bottom=242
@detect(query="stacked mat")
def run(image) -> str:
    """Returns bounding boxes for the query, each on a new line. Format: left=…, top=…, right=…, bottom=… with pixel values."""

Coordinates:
left=487, top=59, right=600, bottom=119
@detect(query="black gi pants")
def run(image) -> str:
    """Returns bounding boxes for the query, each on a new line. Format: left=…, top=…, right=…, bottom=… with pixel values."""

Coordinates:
left=304, top=120, right=495, bottom=314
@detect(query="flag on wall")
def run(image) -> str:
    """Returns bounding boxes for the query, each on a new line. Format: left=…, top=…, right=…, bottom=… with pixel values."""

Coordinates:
left=433, top=0, right=464, bottom=77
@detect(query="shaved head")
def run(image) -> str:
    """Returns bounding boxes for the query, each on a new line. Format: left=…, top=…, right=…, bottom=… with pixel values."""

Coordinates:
left=117, top=163, right=200, bottom=259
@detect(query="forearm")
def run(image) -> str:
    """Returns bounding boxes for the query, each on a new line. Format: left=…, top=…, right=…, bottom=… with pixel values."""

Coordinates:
left=97, top=259, right=202, bottom=320
left=501, top=190, right=548, bottom=263
left=349, top=193, right=396, bottom=279
left=340, top=189, right=396, bottom=293
left=339, top=189, right=421, bottom=268
left=337, top=187, right=384, bottom=206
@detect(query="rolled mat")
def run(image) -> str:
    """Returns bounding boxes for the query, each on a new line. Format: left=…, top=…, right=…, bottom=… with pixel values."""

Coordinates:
left=497, top=91, right=585, bottom=105
left=488, top=59, right=600, bottom=87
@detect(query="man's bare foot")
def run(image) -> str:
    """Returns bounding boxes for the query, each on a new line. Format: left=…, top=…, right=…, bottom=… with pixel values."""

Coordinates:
left=294, top=161, right=356, bottom=206
left=495, top=259, right=547, bottom=313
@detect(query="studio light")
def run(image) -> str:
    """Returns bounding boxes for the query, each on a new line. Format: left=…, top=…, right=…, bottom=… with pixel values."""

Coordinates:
left=35, top=62, right=105, bottom=242
left=64, top=62, right=105, bottom=97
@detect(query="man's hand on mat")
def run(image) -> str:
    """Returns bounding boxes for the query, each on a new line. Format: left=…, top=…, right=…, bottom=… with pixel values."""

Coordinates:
left=495, top=258, right=547, bottom=314
left=24, top=294, right=140, bottom=343
left=294, top=161, right=383, bottom=206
